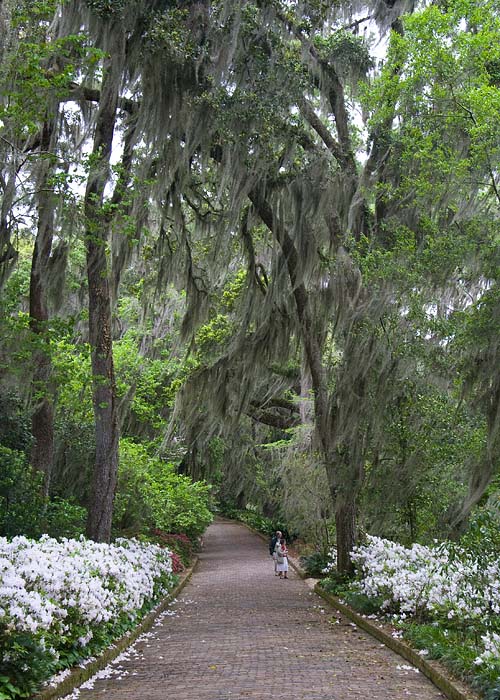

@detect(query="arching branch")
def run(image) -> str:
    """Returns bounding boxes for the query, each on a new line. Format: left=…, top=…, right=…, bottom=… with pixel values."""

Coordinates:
left=246, top=407, right=299, bottom=430
left=299, top=98, right=347, bottom=167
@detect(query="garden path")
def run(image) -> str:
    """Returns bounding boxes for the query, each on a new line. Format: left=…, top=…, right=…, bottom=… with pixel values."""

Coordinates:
left=69, top=520, right=446, bottom=700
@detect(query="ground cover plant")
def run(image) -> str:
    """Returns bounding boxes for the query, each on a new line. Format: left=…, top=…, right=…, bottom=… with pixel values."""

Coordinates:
left=219, top=503, right=293, bottom=542
left=0, top=536, right=174, bottom=699
left=320, top=518, right=500, bottom=698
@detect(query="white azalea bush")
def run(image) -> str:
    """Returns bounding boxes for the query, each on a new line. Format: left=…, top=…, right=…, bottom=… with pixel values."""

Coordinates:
left=350, top=535, right=500, bottom=628
left=322, top=534, right=500, bottom=696
left=0, top=535, right=174, bottom=698
left=321, top=546, right=337, bottom=574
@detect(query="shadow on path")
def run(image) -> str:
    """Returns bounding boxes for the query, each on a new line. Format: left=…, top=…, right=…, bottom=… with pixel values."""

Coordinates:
left=69, top=520, right=446, bottom=699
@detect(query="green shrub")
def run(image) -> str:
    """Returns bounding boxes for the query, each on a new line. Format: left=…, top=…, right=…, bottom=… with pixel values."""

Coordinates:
left=402, top=623, right=483, bottom=677
left=45, top=498, right=87, bottom=538
left=148, top=474, right=212, bottom=540
left=343, top=590, right=386, bottom=614
left=299, top=551, right=329, bottom=577
left=320, top=571, right=355, bottom=598
left=219, top=502, right=294, bottom=541
left=239, top=507, right=275, bottom=534
left=0, top=446, right=44, bottom=537
left=486, top=680, right=500, bottom=700
left=114, top=439, right=213, bottom=539
left=0, top=391, right=32, bottom=453
left=460, top=508, right=500, bottom=560
left=0, top=629, right=56, bottom=699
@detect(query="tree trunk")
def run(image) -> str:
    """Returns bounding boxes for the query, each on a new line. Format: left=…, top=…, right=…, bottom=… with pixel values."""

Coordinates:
left=335, top=492, right=357, bottom=575
left=299, top=356, right=313, bottom=424
left=447, top=367, right=500, bottom=537
left=249, top=187, right=360, bottom=571
left=29, top=118, right=56, bottom=498
left=85, top=27, right=124, bottom=542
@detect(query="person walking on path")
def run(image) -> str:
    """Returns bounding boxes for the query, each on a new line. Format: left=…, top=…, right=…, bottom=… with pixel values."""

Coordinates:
left=276, top=537, right=289, bottom=579
left=269, top=529, right=282, bottom=575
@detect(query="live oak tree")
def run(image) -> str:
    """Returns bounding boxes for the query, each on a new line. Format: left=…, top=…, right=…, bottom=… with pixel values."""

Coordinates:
left=168, top=0, right=499, bottom=569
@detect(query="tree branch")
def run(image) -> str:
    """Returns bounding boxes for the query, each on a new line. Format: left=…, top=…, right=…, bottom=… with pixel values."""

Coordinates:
left=250, top=397, right=299, bottom=413
left=299, top=98, right=347, bottom=167
left=248, top=186, right=332, bottom=451
left=66, top=81, right=138, bottom=114
left=246, top=407, right=299, bottom=430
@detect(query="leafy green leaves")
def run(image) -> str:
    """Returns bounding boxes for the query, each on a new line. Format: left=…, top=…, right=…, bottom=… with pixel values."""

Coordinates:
left=114, top=439, right=213, bottom=539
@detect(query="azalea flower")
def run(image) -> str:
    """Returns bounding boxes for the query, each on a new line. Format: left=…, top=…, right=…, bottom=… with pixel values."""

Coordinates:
left=323, top=535, right=500, bottom=669
left=0, top=536, right=173, bottom=640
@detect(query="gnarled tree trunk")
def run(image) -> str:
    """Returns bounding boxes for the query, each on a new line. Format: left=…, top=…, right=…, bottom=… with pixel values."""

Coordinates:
left=29, top=117, right=56, bottom=498
left=84, top=25, right=124, bottom=542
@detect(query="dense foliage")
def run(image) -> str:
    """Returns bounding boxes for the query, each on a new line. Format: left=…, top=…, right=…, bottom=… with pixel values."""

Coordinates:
left=0, top=0, right=499, bottom=693
left=116, top=439, right=213, bottom=540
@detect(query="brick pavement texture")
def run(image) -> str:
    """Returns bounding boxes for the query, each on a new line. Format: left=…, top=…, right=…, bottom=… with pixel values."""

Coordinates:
left=70, top=521, right=446, bottom=700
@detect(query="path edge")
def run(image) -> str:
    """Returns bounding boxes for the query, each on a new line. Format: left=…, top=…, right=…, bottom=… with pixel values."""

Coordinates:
left=231, top=518, right=479, bottom=700
left=315, top=586, right=480, bottom=700
left=32, top=557, right=199, bottom=700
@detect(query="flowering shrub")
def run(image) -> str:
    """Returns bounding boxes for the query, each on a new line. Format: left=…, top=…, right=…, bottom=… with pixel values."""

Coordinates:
left=475, top=632, right=500, bottom=667
left=0, top=535, right=174, bottom=698
left=350, top=535, right=500, bottom=627
left=350, top=536, right=447, bottom=617
left=298, top=551, right=331, bottom=577
left=169, top=551, right=184, bottom=573
left=151, top=530, right=194, bottom=565
left=321, top=546, right=337, bottom=574
left=322, top=535, right=500, bottom=694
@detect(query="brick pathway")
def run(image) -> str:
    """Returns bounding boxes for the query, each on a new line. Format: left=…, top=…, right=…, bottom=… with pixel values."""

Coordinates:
left=69, top=520, right=446, bottom=699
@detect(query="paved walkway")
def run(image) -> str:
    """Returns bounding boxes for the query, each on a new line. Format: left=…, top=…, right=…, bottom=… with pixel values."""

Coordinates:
left=69, top=521, right=446, bottom=699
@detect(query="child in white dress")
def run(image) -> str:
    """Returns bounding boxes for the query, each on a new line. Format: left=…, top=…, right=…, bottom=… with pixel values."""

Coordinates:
left=276, top=538, right=288, bottom=579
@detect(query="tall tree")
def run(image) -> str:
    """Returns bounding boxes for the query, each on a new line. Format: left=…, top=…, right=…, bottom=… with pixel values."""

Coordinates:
left=82, top=17, right=125, bottom=542
left=0, top=1, right=75, bottom=493
left=167, top=0, right=499, bottom=570
left=29, top=115, right=57, bottom=497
